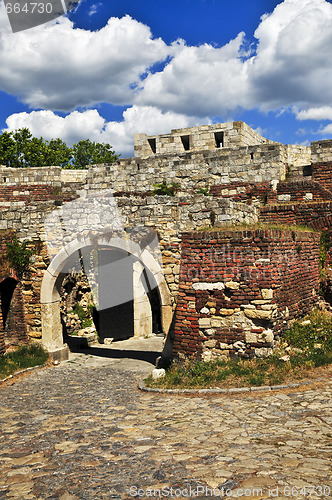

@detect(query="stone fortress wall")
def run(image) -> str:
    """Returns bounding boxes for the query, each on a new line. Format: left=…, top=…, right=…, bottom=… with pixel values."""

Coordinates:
left=0, top=121, right=331, bottom=362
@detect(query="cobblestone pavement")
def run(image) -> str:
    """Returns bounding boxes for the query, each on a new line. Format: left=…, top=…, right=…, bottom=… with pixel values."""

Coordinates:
left=0, top=337, right=331, bottom=500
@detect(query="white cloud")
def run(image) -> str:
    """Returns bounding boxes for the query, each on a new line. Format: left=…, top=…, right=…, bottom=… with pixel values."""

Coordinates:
left=88, top=3, right=102, bottom=16
left=4, top=106, right=207, bottom=156
left=136, top=0, right=332, bottom=117
left=0, top=6, right=169, bottom=110
left=296, top=107, right=332, bottom=121
left=249, top=0, right=332, bottom=111
left=320, top=124, right=332, bottom=136
left=1, top=0, right=332, bottom=143
left=136, top=34, right=249, bottom=116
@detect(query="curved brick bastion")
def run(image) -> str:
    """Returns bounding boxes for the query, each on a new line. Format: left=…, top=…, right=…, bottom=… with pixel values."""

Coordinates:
left=172, top=229, right=320, bottom=361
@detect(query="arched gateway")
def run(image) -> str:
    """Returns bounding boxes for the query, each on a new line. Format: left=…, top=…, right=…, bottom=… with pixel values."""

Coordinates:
left=40, top=235, right=173, bottom=361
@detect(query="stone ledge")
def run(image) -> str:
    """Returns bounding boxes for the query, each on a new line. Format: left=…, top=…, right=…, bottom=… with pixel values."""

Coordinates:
left=138, top=377, right=328, bottom=395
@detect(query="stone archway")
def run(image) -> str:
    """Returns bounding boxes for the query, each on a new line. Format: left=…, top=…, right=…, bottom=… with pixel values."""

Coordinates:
left=40, top=235, right=172, bottom=361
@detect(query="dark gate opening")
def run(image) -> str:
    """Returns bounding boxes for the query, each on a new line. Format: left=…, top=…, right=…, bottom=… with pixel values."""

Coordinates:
left=96, top=248, right=136, bottom=342
left=0, top=278, right=18, bottom=329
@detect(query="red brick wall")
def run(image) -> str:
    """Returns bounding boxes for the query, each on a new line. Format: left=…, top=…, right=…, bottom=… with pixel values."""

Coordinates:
left=275, top=180, right=332, bottom=203
left=0, top=231, right=29, bottom=351
left=4, top=282, right=28, bottom=346
left=173, top=229, right=320, bottom=359
left=210, top=182, right=272, bottom=204
left=259, top=201, right=332, bottom=228
left=0, top=184, right=77, bottom=204
left=312, top=162, right=332, bottom=192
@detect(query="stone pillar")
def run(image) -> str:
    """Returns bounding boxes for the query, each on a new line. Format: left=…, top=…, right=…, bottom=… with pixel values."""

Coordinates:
left=133, top=261, right=152, bottom=338
left=41, top=301, right=69, bottom=361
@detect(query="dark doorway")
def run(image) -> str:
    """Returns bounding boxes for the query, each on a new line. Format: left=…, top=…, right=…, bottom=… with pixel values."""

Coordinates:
left=97, top=248, right=136, bottom=342
left=141, top=267, right=162, bottom=335
left=0, top=277, right=18, bottom=329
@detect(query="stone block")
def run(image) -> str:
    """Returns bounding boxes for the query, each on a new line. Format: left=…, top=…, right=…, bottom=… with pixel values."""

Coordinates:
left=245, top=331, right=257, bottom=343
left=199, top=318, right=211, bottom=328
left=261, top=288, right=273, bottom=300
left=225, top=281, right=240, bottom=290
left=219, top=309, right=235, bottom=316
left=244, top=309, right=272, bottom=320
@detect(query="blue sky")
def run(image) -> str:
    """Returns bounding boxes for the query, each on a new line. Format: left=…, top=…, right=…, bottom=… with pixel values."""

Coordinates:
left=0, top=0, right=332, bottom=156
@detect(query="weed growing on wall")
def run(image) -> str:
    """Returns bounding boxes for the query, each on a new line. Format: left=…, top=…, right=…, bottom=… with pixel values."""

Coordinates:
left=152, top=180, right=180, bottom=196
left=6, top=236, right=34, bottom=279
left=69, top=304, right=93, bottom=329
left=319, top=231, right=331, bottom=279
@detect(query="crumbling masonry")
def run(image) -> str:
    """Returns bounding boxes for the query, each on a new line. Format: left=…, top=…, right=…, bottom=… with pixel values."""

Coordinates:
left=0, top=121, right=331, bottom=362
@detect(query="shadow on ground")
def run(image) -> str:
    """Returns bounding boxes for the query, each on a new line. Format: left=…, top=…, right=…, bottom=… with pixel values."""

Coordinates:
left=65, top=334, right=162, bottom=366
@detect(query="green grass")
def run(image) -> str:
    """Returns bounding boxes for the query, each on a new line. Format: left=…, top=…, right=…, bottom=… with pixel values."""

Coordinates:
left=145, top=309, right=332, bottom=389
left=0, top=344, right=49, bottom=380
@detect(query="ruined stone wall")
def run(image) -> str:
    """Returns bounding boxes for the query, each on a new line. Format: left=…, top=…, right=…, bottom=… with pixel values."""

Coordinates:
left=134, top=121, right=274, bottom=157
left=86, top=143, right=288, bottom=195
left=0, top=165, right=62, bottom=185
left=172, top=229, right=320, bottom=360
left=311, top=140, right=332, bottom=163
left=0, top=189, right=257, bottom=343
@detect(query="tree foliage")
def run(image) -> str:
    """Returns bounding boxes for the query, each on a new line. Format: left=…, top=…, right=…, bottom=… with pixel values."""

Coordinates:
left=0, top=128, right=119, bottom=169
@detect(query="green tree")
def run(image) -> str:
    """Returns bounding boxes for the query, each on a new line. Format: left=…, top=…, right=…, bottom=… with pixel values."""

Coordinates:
left=0, top=129, right=119, bottom=169
left=0, top=131, right=16, bottom=167
left=71, top=139, right=118, bottom=169
left=44, top=138, right=72, bottom=168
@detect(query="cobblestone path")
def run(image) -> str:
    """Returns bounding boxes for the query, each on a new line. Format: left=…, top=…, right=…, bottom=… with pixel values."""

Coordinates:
left=0, top=338, right=331, bottom=499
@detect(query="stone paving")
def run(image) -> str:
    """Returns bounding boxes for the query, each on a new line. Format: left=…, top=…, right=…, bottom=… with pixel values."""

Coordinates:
left=0, top=337, right=331, bottom=500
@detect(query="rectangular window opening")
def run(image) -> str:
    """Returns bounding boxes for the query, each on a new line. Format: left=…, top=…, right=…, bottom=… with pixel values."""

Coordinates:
left=148, top=138, right=156, bottom=154
left=181, top=135, right=191, bottom=151
left=214, top=132, right=224, bottom=148
left=303, top=165, right=312, bottom=177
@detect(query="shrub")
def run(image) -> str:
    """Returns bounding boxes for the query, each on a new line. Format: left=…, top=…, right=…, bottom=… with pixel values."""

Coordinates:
left=152, top=180, right=180, bottom=196
left=6, top=236, right=34, bottom=279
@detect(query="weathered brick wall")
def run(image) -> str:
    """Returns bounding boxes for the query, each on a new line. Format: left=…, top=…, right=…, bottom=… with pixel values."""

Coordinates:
left=210, top=179, right=332, bottom=205
left=274, top=180, right=332, bottom=203
left=312, top=162, right=332, bottom=193
left=0, top=230, right=29, bottom=350
left=172, top=229, right=320, bottom=360
left=210, top=181, right=271, bottom=204
left=4, top=282, right=28, bottom=346
left=259, top=201, right=332, bottom=228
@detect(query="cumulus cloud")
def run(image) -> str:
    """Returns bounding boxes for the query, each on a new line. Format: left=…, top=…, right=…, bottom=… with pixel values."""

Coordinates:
left=296, top=107, right=332, bottom=121
left=249, top=0, right=332, bottom=111
left=136, top=34, right=249, bottom=116
left=4, top=106, right=207, bottom=156
left=137, top=0, right=332, bottom=117
left=320, top=124, right=332, bottom=136
left=1, top=0, right=332, bottom=146
left=0, top=5, right=169, bottom=110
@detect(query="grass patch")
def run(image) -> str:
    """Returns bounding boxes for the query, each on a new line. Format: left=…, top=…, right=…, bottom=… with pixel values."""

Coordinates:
left=145, top=310, right=332, bottom=389
left=0, top=344, right=49, bottom=380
